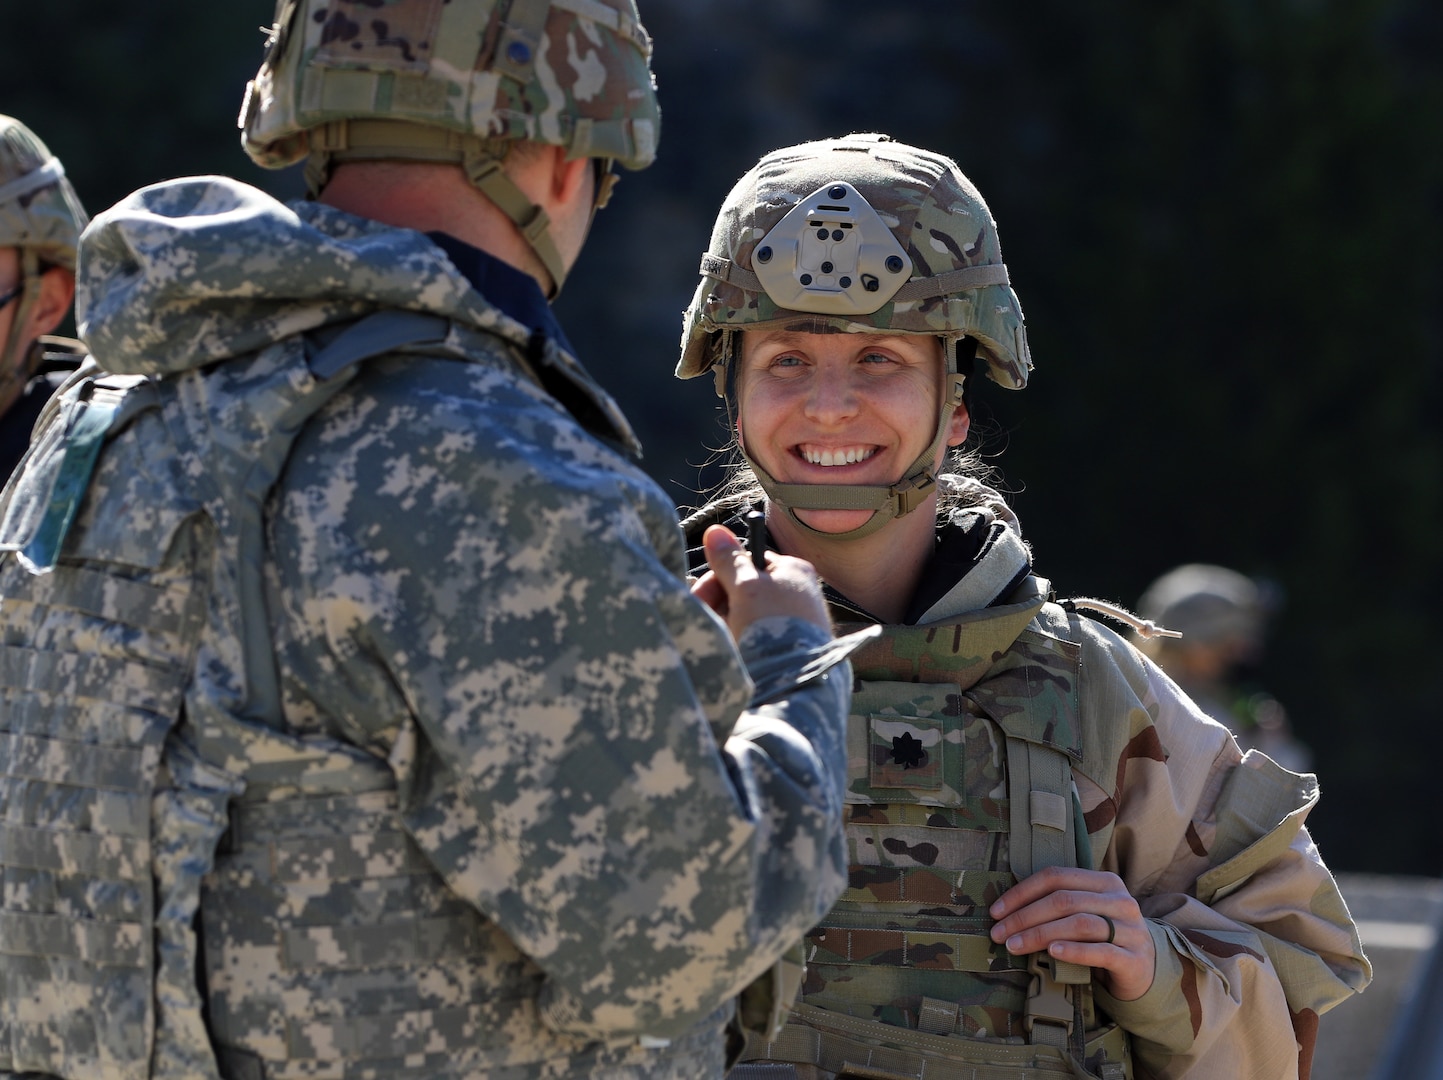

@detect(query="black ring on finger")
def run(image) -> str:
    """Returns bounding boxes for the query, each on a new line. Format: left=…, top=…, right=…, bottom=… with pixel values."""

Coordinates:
left=1101, top=914, right=1116, bottom=945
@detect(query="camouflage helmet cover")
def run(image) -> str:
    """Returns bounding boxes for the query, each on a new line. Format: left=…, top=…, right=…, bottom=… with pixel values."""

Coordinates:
left=677, top=133, right=1031, bottom=390
left=240, top=0, right=660, bottom=173
left=0, top=115, right=89, bottom=272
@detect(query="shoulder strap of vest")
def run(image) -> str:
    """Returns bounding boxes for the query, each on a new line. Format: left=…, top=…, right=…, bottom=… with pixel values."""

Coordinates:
left=0, top=310, right=455, bottom=579
left=0, top=370, right=154, bottom=572
left=306, top=309, right=449, bottom=380
left=1002, top=607, right=1100, bottom=1069
left=1006, top=735, right=1079, bottom=879
left=229, top=310, right=465, bottom=731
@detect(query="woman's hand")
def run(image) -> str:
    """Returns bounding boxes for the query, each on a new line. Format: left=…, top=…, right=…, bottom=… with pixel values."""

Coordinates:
left=989, top=866, right=1156, bottom=1002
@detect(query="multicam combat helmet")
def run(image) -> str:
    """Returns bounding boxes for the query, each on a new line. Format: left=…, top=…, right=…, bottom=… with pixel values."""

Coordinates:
left=0, top=115, right=88, bottom=389
left=240, top=0, right=661, bottom=294
left=677, top=134, right=1032, bottom=540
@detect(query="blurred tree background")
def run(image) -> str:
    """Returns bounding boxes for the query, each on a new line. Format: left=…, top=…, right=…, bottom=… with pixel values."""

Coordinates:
left=4, top=0, right=1440, bottom=874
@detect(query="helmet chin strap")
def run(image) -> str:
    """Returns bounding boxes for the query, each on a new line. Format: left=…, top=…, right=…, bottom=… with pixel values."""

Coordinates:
left=739, top=336, right=975, bottom=543
left=304, top=120, right=573, bottom=298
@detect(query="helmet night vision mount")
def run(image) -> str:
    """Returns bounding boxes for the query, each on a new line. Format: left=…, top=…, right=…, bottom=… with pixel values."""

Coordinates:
left=752, top=181, right=913, bottom=317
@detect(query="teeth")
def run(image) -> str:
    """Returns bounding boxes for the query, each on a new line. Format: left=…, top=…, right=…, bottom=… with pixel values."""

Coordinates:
left=804, top=447, right=875, bottom=466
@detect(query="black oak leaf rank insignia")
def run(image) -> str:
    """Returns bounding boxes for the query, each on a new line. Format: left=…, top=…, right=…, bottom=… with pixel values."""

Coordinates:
left=891, top=731, right=927, bottom=769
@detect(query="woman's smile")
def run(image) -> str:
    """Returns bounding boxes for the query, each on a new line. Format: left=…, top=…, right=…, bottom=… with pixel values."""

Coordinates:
left=797, top=444, right=879, bottom=467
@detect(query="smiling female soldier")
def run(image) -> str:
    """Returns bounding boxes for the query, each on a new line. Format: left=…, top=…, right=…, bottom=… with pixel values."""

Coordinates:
left=678, top=134, right=1369, bottom=1080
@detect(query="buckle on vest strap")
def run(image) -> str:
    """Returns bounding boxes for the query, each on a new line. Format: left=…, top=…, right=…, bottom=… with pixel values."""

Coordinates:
left=1024, top=953, right=1075, bottom=1042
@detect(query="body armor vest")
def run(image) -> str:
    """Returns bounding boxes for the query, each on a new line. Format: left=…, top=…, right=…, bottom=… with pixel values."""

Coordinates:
left=742, top=596, right=1131, bottom=1080
left=0, top=314, right=707, bottom=1080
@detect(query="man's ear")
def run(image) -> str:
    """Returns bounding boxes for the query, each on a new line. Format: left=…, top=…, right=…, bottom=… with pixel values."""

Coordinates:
left=550, top=146, right=592, bottom=207
left=27, top=266, right=75, bottom=338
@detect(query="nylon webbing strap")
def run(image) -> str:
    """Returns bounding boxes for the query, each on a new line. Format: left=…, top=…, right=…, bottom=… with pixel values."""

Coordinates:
left=1007, top=733, right=1093, bottom=1058
left=0, top=559, right=188, bottom=638
left=1005, top=737, right=1075, bottom=883
left=0, top=821, right=143, bottom=880
left=0, top=909, right=145, bottom=967
left=807, top=924, right=1024, bottom=974
left=698, top=255, right=1008, bottom=303
left=464, top=153, right=566, bottom=294
left=307, top=310, right=450, bottom=381
left=492, top=0, right=553, bottom=82
left=267, top=831, right=436, bottom=884
left=765, top=474, right=935, bottom=513
left=0, top=728, right=150, bottom=793
left=700, top=252, right=762, bottom=292
left=551, top=0, right=647, bottom=49
left=892, top=264, right=1011, bottom=301
left=0, top=157, right=64, bottom=207
left=918, top=996, right=961, bottom=1036
left=308, top=118, right=569, bottom=295
left=279, top=1002, right=491, bottom=1060
left=0, top=642, right=184, bottom=718
left=279, top=913, right=482, bottom=972
left=746, top=1007, right=1127, bottom=1080
left=310, top=118, right=503, bottom=162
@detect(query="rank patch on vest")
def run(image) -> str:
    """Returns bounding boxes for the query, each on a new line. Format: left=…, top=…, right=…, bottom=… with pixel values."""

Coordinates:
left=868, top=714, right=943, bottom=790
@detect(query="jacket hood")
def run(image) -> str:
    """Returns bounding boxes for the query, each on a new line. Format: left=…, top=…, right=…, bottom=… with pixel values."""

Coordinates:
left=76, top=176, right=529, bottom=376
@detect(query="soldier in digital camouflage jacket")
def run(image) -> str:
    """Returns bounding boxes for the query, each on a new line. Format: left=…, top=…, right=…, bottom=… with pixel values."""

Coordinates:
left=677, top=135, right=1371, bottom=1080
left=0, top=4, right=859, bottom=1080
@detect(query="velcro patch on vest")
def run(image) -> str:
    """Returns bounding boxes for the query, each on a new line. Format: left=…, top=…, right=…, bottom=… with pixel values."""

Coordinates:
left=848, top=679, right=1009, bottom=813
left=868, top=713, right=943, bottom=790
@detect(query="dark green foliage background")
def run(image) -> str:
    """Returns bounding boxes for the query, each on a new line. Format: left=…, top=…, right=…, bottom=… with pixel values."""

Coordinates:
left=4, top=0, right=1439, bottom=873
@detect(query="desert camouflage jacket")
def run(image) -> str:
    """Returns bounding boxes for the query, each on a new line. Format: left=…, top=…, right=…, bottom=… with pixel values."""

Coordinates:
left=686, top=494, right=1370, bottom=1080
left=0, top=176, right=853, bottom=1080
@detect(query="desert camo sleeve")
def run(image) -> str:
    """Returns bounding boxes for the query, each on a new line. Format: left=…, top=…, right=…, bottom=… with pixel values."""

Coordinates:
left=1078, top=632, right=1370, bottom=1080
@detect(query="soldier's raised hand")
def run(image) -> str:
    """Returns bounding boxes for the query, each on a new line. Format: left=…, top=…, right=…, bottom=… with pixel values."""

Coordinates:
left=690, top=524, right=831, bottom=638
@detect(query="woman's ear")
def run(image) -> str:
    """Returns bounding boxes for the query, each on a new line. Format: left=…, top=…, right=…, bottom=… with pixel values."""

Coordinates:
left=946, top=402, right=971, bottom=447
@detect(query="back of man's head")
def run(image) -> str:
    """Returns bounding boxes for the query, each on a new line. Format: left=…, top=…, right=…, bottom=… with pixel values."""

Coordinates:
left=238, top=0, right=660, bottom=295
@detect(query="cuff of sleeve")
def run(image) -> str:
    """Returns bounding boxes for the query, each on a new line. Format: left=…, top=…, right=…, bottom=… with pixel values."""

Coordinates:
left=1094, top=920, right=1198, bottom=1055
left=739, top=621, right=879, bottom=706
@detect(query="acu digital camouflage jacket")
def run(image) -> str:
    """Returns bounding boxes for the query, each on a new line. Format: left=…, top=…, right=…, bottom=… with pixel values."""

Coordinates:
left=0, top=176, right=857, bottom=1080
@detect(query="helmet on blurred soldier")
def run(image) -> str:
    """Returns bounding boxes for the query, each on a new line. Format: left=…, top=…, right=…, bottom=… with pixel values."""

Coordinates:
left=0, top=115, right=88, bottom=382
left=0, top=116, right=87, bottom=273
left=1137, top=564, right=1269, bottom=648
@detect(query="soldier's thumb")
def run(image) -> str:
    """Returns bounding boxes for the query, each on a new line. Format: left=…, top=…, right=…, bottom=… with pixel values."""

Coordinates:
left=702, top=524, right=751, bottom=591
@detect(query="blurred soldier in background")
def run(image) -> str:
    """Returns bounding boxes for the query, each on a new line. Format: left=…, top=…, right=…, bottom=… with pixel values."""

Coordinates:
left=0, top=114, right=88, bottom=480
left=1136, top=563, right=1312, bottom=773
left=0, top=2, right=859, bottom=1078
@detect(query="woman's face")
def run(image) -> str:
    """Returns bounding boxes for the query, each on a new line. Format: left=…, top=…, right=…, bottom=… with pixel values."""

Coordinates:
left=736, top=328, right=969, bottom=535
